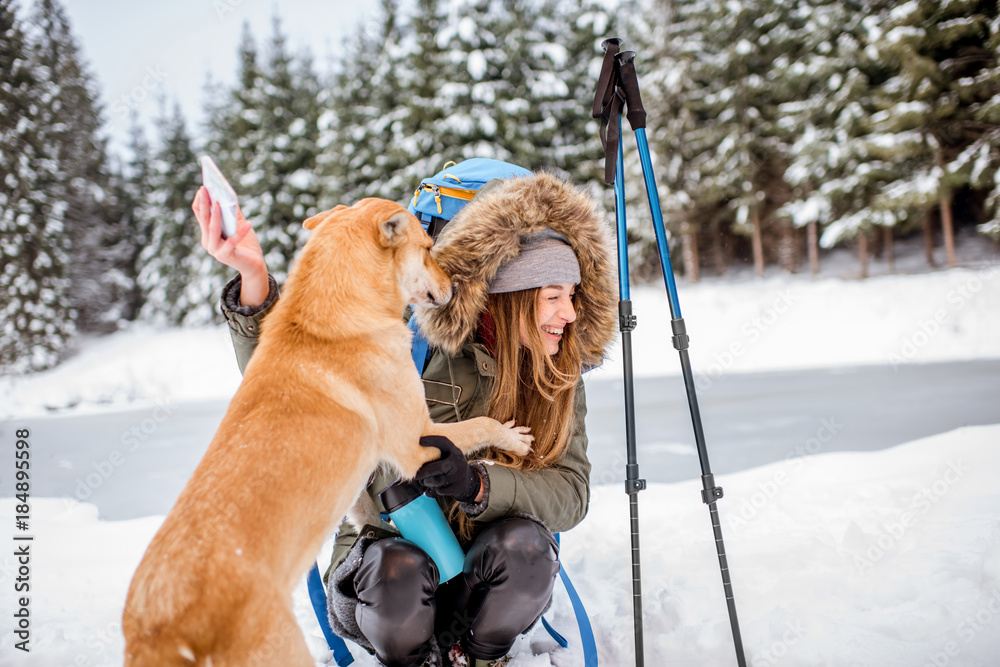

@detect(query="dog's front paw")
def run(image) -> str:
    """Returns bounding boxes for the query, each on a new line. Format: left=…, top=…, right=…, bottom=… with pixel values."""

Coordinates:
left=500, top=420, right=534, bottom=456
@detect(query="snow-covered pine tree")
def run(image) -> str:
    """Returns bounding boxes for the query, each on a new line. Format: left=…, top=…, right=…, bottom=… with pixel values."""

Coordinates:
left=27, top=0, right=125, bottom=330
left=631, top=1, right=720, bottom=278
left=136, top=101, right=203, bottom=325
left=0, top=0, right=75, bottom=372
left=723, top=0, right=818, bottom=276
left=315, top=43, right=361, bottom=206
left=642, top=0, right=716, bottom=279
left=202, top=23, right=267, bottom=224
left=436, top=0, right=587, bottom=173
left=323, top=0, right=616, bottom=207
left=203, top=18, right=322, bottom=285
left=359, top=1, right=414, bottom=200
left=490, top=0, right=613, bottom=184
left=774, top=0, right=879, bottom=275
left=642, top=0, right=805, bottom=278
left=95, top=153, right=139, bottom=323
left=484, top=0, right=550, bottom=167
left=396, top=0, right=498, bottom=180
left=318, top=0, right=410, bottom=205
left=543, top=0, right=615, bottom=188
left=867, top=0, right=1000, bottom=268
left=935, top=2, right=1000, bottom=245
left=629, top=0, right=700, bottom=281
left=201, top=26, right=263, bottom=182
left=250, top=16, right=323, bottom=281
left=119, top=110, right=154, bottom=320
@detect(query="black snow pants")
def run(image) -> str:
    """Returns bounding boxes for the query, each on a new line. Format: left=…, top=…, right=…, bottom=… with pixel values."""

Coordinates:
left=353, top=518, right=560, bottom=667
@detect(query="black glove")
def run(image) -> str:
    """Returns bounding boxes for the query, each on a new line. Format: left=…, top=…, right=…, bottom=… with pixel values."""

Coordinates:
left=414, top=435, right=481, bottom=503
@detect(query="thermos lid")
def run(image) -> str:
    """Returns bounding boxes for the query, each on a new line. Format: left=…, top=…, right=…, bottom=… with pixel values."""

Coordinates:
left=379, top=479, right=424, bottom=513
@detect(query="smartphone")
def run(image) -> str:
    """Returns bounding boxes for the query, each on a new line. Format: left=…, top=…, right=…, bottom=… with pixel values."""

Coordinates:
left=200, top=155, right=239, bottom=239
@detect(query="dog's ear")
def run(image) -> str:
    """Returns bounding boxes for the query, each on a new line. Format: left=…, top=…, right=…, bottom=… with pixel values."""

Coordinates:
left=378, top=212, right=411, bottom=247
left=304, top=205, right=349, bottom=231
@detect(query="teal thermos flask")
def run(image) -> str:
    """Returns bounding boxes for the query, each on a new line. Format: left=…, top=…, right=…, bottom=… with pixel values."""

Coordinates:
left=379, top=480, right=466, bottom=584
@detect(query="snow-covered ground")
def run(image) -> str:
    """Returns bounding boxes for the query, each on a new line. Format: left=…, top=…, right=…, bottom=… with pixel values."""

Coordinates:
left=1, top=264, right=998, bottom=666
left=1, top=425, right=998, bottom=666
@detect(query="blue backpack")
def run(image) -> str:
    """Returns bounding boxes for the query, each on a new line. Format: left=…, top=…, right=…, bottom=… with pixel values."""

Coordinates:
left=406, top=158, right=532, bottom=367
left=307, top=158, right=598, bottom=666
left=407, top=157, right=532, bottom=237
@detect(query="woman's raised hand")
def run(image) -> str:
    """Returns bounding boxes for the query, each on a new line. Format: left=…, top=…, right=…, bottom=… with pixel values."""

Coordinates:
left=191, top=186, right=270, bottom=308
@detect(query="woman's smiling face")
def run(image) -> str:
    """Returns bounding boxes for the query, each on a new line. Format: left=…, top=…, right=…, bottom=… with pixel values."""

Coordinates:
left=519, top=283, right=577, bottom=355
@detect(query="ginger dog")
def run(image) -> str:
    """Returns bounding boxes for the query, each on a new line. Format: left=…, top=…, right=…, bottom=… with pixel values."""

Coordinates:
left=122, top=199, right=532, bottom=666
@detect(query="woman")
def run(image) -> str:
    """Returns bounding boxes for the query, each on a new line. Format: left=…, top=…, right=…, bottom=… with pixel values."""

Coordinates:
left=193, top=173, right=617, bottom=667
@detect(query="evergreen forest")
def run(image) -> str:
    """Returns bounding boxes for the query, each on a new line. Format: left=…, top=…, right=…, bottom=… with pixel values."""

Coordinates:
left=1, top=0, right=998, bottom=372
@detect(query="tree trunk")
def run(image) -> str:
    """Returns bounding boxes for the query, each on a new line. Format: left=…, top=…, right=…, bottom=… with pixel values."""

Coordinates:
left=776, top=218, right=801, bottom=273
left=884, top=225, right=895, bottom=274
left=937, top=151, right=957, bottom=268
left=751, top=205, right=764, bottom=277
left=924, top=211, right=937, bottom=268
left=859, top=233, right=869, bottom=279
left=940, top=192, right=957, bottom=268
left=681, top=225, right=700, bottom=283
left=807, top=220, right=819, bottom=275
left=712, top=227, right=729, bottom=277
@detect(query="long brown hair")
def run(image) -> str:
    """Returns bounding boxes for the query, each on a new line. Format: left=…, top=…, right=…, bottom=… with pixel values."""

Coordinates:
left=450, top=287, right=582, bottom=539
left=486, top=288, right=581, bottom=466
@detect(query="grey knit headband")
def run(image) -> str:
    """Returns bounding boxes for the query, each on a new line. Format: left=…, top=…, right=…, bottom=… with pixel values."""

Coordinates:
left=488, top=229, right=581, bottom=294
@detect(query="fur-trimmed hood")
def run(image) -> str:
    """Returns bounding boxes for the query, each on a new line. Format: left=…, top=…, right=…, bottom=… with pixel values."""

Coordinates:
left=416, top=173, right=618, bottom=368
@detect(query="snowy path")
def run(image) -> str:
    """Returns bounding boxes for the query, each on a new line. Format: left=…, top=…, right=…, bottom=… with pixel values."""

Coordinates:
left=584, top=358, right=1000, bottom=484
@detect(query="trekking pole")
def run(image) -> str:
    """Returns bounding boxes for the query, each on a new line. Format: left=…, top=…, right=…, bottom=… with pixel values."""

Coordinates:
left=594, top=40, right=749, bottom=667
left=593, top=37, right=646, bottom=667
left=619, top=47, right=748, bottom=666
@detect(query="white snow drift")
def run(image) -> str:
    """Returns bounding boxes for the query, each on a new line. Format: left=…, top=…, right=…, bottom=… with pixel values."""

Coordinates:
left=1, top=425, right=998, bottom=666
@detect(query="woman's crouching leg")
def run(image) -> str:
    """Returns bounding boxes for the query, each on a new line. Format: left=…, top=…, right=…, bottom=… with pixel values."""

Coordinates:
left=454, top=518, right=560, bottom=661
left=354, top=538, right=439, bottom=667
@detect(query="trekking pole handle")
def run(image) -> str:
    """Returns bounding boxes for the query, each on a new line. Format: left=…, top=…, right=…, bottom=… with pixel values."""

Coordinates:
left=615, top=51, right=647, bottom=131
left=594, top=38, right=624, bottom=119
left=601, top=37, right=623, bottom=53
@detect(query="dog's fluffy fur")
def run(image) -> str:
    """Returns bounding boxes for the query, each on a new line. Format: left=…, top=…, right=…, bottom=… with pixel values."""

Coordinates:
left=122, top=199, right=531, bottom=666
